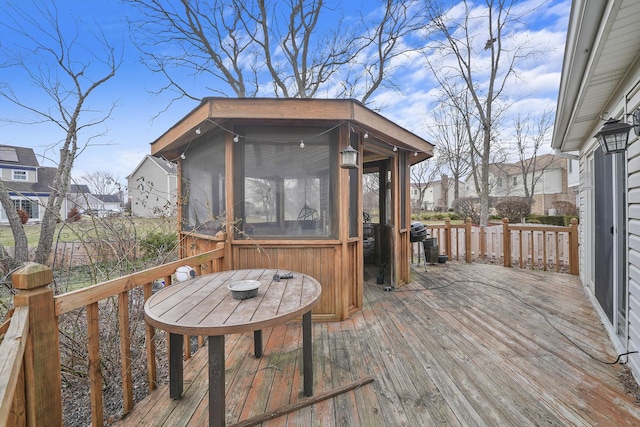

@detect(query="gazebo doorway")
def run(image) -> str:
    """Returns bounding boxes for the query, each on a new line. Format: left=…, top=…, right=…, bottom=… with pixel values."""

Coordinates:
left=362, top=151, right=395, bottom=287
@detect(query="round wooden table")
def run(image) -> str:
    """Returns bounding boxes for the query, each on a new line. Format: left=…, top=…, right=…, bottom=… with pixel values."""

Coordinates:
left=144, top=268, right=322, bottom=427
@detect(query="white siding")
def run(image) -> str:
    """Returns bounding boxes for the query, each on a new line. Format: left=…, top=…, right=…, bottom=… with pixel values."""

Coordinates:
left=567, top=159, right=579, bottom=187
left=128, top=156, right=177, bottom=217
left=625, top=77, right=640, bottom=376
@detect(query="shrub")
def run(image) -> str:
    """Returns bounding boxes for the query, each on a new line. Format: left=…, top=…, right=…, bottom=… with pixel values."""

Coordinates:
left=16, top=209, right=29, bottom=224
left=140, top=231, right=178, bottom=259
left=67, top=207, right=82, bottom=222
left=495, top=197, right=531, bottom=223
left=452, top=197, right=481, bottom=224
left=551, top=200, right=578, bottom=216
left=527, top=215, right=574, bottom=226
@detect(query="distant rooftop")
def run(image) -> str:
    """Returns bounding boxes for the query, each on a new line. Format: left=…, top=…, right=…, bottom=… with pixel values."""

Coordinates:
left=0, top=145, right=40, bottom=167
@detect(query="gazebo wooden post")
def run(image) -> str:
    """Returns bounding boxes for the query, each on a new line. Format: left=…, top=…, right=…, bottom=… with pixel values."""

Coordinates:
left=444, top=218, right=452, bottom=259
left=12, top=263, right=62, bottom=427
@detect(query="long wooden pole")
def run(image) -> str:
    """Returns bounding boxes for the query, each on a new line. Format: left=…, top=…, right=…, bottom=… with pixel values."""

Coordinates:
left=229, top=376, right=375, bottom=427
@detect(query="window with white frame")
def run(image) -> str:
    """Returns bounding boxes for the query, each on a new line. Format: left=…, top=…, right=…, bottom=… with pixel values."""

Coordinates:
left=12, top=170, right=27, bottom=181
left=0, top=199, right=39, bottom=220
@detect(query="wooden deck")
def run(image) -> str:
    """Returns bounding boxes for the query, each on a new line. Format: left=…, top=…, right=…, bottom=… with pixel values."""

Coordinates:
left=116, top=261, right=640, bottom=426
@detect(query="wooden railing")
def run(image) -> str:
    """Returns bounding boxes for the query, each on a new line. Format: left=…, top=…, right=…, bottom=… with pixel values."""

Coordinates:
left=423, top=218, right=579, bottom=275
left=0, top=305, right=29, bottom=426
left=0, top=245, right=225, bottom=427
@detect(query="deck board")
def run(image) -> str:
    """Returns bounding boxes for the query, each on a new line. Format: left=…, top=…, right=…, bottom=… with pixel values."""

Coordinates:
left=115, top=262, right=640, bottom=426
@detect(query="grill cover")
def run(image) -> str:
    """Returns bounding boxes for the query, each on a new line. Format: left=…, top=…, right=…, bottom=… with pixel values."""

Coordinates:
left=410, top=221, right=427, bottom=242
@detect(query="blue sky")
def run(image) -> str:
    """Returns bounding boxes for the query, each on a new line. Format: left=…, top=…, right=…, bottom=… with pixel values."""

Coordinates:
left=0, top=0, right=570, bottom=189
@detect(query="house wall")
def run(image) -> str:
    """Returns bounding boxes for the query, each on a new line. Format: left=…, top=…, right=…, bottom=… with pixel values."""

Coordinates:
left=128, top=159, right=176, bottom=217
left=567, top=158, right=579, bottom=188
left=411, top=177, right=468, bottom=211
left=530, top=168, right=576, bottom=215
left=575, top=67, right=640, bottom=379
left=624, top=74, right=640, bottom=378
left=0, top=167, right=37, bottom=183
left=467, top=163, right=572, bottom=215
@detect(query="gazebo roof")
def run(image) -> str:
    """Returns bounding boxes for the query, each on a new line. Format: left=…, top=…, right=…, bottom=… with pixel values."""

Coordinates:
left=151, top=98, right=433, bottom=163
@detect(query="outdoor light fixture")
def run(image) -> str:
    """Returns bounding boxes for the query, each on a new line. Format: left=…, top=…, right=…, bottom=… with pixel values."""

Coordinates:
left=233, top=134, right=239, bottom=142
left=340, top=144, right=358, bottom=169
left=299, top=140, right=305, bottom=148
left=363, top=131, right=369, bottom=139
left=195, top=128, right=201, bottom=135
left=595, top=117, right=633, bottom=155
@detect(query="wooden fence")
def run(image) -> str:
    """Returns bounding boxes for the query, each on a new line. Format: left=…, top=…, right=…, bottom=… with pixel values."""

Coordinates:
left=0, top=246, right=225, bottom=427
left=418, top=218, right=579, bottom=275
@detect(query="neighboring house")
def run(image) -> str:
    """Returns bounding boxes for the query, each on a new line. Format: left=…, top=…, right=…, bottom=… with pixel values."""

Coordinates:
left=67, top=184, right=95, bottom=212
left=465, top=154, right=575, bottom=215
left=552, top=0, right=640, bottom=383
left=0, top=145, right=60, bottom=223
left=68, top=185, right=123, bottom=214
left=411, top=174, right=471, bottom=210
left=126, top=155, right=177, bottom=217
left=94, top=194, right=123, bottom=212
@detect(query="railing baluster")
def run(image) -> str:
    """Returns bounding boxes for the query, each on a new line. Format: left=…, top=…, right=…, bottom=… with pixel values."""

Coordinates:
left=530, top=230, right=535, bottom=269
left=543, top=231, right=548, bottom=271
left=118, top=291, right=134, bottom=414
left=87, top=302, right=103, bottom=427
left=143, top=282, right=157, bottom=392
left=555, top=233, right=561, bottom=272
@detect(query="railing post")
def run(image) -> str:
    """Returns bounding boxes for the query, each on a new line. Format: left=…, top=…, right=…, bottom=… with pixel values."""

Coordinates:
left=444, top=218, right=452, bottom=259
left=569, top=218, right=579, bottom=275
left=465, top=217, right=472, bottom=263
left=503, top=218, right=512, bottom=268
left=12, top=263, right=62, bottom=427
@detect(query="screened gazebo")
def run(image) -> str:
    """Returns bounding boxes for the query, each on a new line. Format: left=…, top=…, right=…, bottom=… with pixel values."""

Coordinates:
left=151, top=98, right=433, bottom=321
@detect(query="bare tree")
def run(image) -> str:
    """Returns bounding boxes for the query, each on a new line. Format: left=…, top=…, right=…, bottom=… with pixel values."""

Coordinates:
left=80, top=171, right=122, bottom=195
left=126, top=0, right=421, bottom=104
left=410, top=160, right=440, bottom=210
left=428, top=99, right=476, bottom=202
left=513, top=108, right=555, bottom=203
left=351, top=0, right=424, bottom=104
left=422, top=0, right=543, bottom=225
left=0, top=2, right=119, bottom=268
left=127, top=0, right=253, bottom=99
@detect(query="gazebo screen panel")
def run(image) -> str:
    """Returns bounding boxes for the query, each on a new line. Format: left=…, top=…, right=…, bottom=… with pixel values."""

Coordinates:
left=180, top=132, right=226, bottom=235
left=234, top=126, right=337, bottom=238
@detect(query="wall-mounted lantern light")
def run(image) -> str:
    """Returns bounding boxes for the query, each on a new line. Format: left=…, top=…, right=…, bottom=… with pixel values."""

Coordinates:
left=595, top=117, right=632, bottom=155
left=340, top=144, right=358, bottom=169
